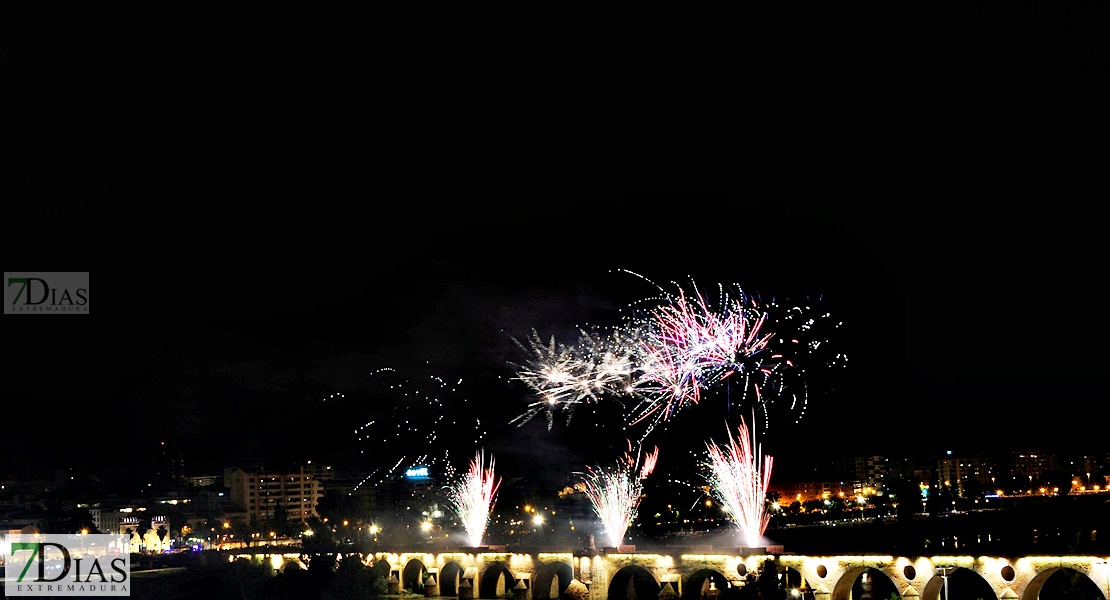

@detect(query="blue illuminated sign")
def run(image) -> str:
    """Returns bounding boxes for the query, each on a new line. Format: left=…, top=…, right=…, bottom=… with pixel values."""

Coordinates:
left=406, top=466, right=430, bottom=479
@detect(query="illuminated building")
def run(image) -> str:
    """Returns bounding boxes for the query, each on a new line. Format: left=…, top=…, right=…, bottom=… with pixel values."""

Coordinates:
left=227, top=464, right=325, bottom=523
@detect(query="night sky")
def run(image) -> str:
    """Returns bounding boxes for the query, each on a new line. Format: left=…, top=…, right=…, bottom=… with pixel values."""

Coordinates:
left=4, top=3, right=1108, bottom=489
left=7, top=199, right=1108, bottom=485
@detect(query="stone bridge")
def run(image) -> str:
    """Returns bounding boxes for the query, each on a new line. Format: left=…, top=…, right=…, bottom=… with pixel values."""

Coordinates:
left=367, top=548, right=1110, bottom=600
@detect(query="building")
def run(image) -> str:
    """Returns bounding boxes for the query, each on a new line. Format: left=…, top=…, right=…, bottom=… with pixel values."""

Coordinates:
left=186, top=475, right=219, bottom=488
left=1, top=523, right=40, bottom=536
left=302, top=461, right=335, bottom=482
left=120, top=514, right=172, bottom=553
left=768, top=480, right=821, bottom=504
left=90, top=507, right=127, bottom=535
left=815, top=480, right=860, bottom=501
left=226, top=464, right=325, bottom=523
left=154, top=441, right=186, bottom=488
left=833, top=455, right=888, bottom=493
left=937, top=453, right=995, bottom=498
left=1007, top=450, right=1055, bottom=484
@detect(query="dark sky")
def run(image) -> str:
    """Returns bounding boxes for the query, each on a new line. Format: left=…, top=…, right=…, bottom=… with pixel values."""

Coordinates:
left=6, top=199, right=1108, bottom=483
left=4, top=3, right=1108, bottom=485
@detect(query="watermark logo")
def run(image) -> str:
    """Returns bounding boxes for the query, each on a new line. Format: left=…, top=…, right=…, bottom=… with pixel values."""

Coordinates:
left=3, top=272, right=89, bottom=314
left=2, top=534, right=129, bottom=596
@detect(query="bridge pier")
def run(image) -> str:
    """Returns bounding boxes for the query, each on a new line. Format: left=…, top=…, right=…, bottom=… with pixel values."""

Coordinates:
left=580, top=555, right=609, bottom=600
left=459, top=578, right=474, bottom=599
left=514, top=577, right=532, bottom=600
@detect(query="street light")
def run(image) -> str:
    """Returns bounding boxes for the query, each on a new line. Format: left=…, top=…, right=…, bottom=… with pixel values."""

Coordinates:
left=935, top=566, right=955, bottom=600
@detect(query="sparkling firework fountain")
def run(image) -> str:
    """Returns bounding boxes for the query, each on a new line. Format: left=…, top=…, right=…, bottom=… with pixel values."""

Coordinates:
left=582, top=443, right=660, bottom=549
left=445, top=450, right=502, bottom=548
left=703, top=416, right=773, bottom=548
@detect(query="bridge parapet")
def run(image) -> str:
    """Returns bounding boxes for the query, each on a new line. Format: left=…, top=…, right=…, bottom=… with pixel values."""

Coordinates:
left=362, top=548, right=1110, bottom=600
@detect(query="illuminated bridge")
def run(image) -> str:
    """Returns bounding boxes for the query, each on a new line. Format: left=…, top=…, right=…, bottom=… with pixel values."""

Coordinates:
left=358, top=547, right=1110, bottom=600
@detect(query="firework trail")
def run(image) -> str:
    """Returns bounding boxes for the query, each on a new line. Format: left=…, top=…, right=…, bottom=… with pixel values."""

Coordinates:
left=582, top=441, right=660, bottom=548
left=445, top=450, right=502, bottom=548
left=352, top=367, right=487, bottom=487
left=703, top=416, right=773, bottom=548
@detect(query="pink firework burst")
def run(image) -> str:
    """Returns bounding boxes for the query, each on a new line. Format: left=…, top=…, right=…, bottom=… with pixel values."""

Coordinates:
left=631, top=287, right=773, bottom=428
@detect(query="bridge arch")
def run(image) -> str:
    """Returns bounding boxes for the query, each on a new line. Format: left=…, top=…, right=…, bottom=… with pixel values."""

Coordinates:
left=609, top=564, right=661, bottom=600
left=441, top=560, right=465, bottom=596
left=534, top=560, right=574, bottom=600
left=682, top=568, right=731, bottom=600
left=370, top=557, right=391, bottom=581
left=279, top=556, right=308, bottom=572
left=781, top=566, right=811, bottom=599
left=403, top=557, right=429, bottom=593
left=1022, top=565, right=1104, bottom=600
left=920, top=566, right=995, bottom=600
left=846, top=567, right=897, bottom=600
left=480, top=560, right=515, bottom=599
left=830, top=565, right=864, bottom=600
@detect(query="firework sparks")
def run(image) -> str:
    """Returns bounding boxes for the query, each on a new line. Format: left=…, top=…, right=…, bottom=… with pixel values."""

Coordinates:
left=582, top=442, right=660, bottom=548
left=352, top=367, right=487, bottom=487
left=703, top=416, right=773, bottom=548
left=509, top=327, right=640, bottom=429
left=510, top=270, right=845, bottom=436
left=445, top=450, right=502, bottom=548
left=630, top=287, right=774, bottom=424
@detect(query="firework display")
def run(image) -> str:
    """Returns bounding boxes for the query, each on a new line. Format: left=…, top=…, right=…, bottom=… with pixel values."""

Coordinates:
left=703, top=417, right=773, bottom=547
left=581, top=442, right=660, bottom=548
left=508, top=326, right=641, bottom=429
left=332, top=269, right=843, bottom=552
left=510, top=270, right=846, bottom=436
left=630, top=286, right=773, bottom=425
left=351, top=367, right=486, bottom=490
left=445, top=450, right=502, bottom=547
